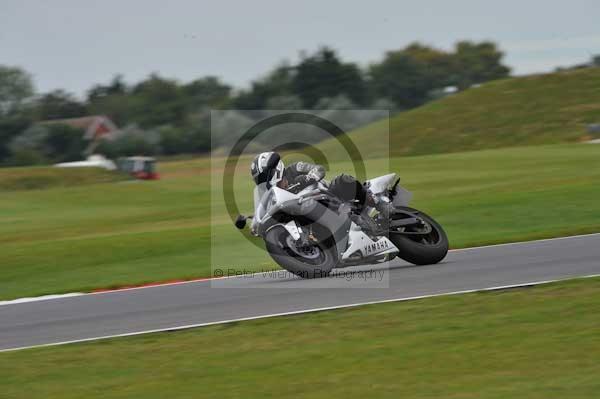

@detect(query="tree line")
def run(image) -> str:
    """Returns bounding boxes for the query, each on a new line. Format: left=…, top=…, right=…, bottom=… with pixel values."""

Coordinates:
left=0, top=41, right=510, bottom=166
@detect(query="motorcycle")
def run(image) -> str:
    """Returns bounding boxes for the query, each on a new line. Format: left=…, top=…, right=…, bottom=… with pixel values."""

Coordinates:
left=235, top=173, right=448, bottom=278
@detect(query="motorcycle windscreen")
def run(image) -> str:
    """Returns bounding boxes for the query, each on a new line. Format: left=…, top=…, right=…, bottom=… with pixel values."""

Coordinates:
left=365, top=173, right=397, bottom=194
left=253, top=183, right=270, bottom=222
left=392, top=185, right=413, bottom=207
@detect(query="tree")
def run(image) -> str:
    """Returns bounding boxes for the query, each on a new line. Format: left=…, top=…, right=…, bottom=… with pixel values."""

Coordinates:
left=185, top=111, right=211, bottom=153
left=86, top=75, right=134, bottom=126
left=369, top=51, right=432, bottom=109
left=233, top=63, right=294, bottom=110
left=34, top=90, right=87, bottom=120
left=265, top=95, right=302, bottom=109
left=452, top=41, right=511, bottom=89
left=0, top=65, right=34, bottom=117
left=87, top=91, right=136, bottom=127
left=0, top=117, right=32, bottom=164
left=369, top=41, right=510, bottom=107
left=45, top=124, right=87, bottom=162
left=157, top=125, right=189, bottom=155
left=0, top=65, right=35, bottom=162
left=210, top=110, right=254, bottom=150
left=96, top=124, right=161, bottom=157
left=182, top=76, right=231, bottom=110
left=87, top=75, right=128, bottom=102
left=292, top=47, right=368, bottom=108
left=401, top=43, right=455, bottom=88
left=369, top=42, right=457, bottom=109
left=8, top=125, right=49, bottom=164
left=8, top=123, right=85, bottom=163
left=130, top=74, right=186, bottom=128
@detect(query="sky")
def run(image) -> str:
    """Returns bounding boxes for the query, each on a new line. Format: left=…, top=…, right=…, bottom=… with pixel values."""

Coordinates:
left=1, top=0, right=599, bottom=97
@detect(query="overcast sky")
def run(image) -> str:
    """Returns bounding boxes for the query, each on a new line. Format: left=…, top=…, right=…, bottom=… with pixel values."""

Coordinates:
left=1, top=0, right=599, bottom=97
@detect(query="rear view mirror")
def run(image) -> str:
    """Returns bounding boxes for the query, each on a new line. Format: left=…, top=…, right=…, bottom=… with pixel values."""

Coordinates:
left=235, top=215, right=247, bottom=229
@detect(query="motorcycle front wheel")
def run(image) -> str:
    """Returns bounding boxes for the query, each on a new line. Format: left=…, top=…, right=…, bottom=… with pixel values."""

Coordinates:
left=264, top=226, right=337, bottom=279
left=388, top=206, right=449, bottom=265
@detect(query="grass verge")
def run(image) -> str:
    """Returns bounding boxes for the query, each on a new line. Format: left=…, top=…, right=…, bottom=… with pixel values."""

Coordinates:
left=0, top=166, right=128, bottom=191
left=1, top=277, right=599, bottom=398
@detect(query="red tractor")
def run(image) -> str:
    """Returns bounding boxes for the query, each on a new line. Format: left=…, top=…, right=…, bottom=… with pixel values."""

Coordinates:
left=118, top=156, right=159, bottom=180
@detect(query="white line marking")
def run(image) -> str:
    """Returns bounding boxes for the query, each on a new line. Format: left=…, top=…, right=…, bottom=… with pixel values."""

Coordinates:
left=1, top=273, right=599, bottom=353
left=1, top=231, right=599, bottom=305
left=447, top=232, right=600, bottom=252
left=0, top=293, right=84, bottom=306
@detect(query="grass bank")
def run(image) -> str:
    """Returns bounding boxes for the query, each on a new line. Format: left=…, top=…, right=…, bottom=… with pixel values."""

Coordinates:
left=319, top=67, right=600, bottom=158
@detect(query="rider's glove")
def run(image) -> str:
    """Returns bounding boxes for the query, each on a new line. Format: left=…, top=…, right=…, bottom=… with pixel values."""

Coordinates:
left=294, top=175, right=315, bottom=186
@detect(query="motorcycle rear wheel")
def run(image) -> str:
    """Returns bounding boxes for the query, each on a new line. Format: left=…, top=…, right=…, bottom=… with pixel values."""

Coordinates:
left=265, top=226, right=337, bottom=279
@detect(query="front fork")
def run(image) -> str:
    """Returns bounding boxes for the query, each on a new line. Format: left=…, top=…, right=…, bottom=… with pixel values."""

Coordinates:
left=282, top=221, right=317, bottom=247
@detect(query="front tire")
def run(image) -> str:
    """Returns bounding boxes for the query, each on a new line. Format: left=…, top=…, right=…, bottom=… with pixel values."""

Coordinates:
left=264, top=226, right=337, bottom=279
left=388, top=207, right=449, bottom=265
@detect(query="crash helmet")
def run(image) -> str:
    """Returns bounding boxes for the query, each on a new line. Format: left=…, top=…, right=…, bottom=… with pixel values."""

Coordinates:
left=250, top=152, right=284, bottom=187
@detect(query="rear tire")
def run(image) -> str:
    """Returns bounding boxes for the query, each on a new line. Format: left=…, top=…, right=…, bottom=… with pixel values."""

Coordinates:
left=265, top=226, right=337, bottom=279
left=389, top=207, right=448, bottom=265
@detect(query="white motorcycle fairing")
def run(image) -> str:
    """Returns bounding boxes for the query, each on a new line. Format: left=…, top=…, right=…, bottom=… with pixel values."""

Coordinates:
left=252, top=184, right=302, bottom=231
left=365, top=173, right=413, bottom=208
left=341, top=222, right=398, bottom=261
left=365, top=173, right=397, bottom=194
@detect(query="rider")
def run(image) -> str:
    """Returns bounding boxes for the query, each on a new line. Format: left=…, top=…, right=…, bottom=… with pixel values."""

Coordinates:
left=250, top=152, right=385, bottom=232
left=251, top=152, right=325, bottom=192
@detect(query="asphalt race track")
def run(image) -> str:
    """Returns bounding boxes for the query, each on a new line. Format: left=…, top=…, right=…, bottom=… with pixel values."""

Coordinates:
left=1, top=234, right=599, bottom=352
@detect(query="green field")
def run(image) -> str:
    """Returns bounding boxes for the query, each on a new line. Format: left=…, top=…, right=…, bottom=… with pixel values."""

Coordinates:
left=0, top=166, right=128, bottom=191
left=1, top=277, right=599, bottom=398
left=2, top=143, right=600, bottom=300
left=320, top=67, right=600, bottom=158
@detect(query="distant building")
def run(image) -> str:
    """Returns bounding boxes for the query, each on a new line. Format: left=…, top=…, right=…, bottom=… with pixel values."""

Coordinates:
left=40, top=115, right=119, bottom=154
left=54, top=154, right=117, bottom=170
left=40, top=115, right=119, bottom=141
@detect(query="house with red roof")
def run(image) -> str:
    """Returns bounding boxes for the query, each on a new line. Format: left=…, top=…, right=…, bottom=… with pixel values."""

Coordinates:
left=41, top=115, right=119, bottom=141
